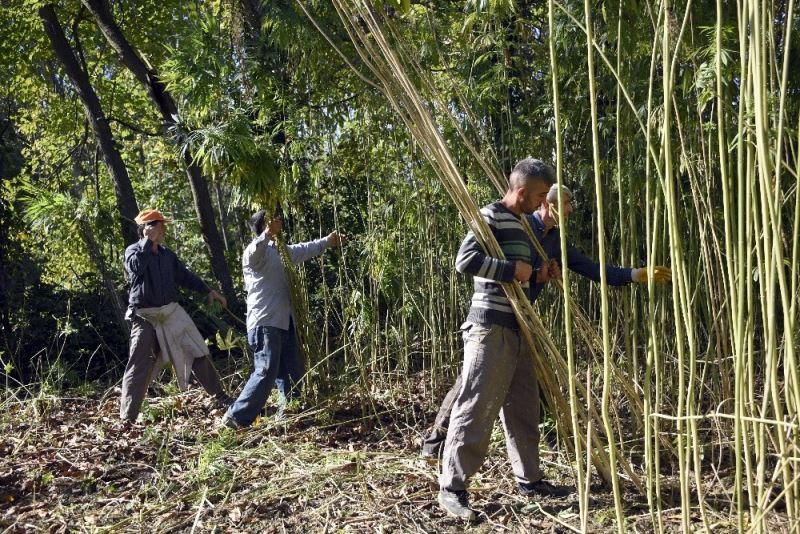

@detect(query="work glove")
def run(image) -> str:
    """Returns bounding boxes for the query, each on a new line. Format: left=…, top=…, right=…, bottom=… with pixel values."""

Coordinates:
left=632, top=266, right=672, bottom=284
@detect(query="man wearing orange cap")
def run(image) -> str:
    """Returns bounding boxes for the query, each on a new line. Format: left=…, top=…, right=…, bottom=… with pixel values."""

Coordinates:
left=121, top=208, right=232, bottom=423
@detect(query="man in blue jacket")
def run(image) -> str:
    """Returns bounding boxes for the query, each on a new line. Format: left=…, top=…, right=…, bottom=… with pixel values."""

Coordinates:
left=428, top=184, right=670, bottom=504
left=122, top=209, right=232, bottom=423
left=527, top=184, right=670, bottom=295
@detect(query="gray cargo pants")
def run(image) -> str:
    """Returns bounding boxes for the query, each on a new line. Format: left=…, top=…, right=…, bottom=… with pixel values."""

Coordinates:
left=439, top=322, right=542, bottom=491
left=120, top=315, right=227, bottom=422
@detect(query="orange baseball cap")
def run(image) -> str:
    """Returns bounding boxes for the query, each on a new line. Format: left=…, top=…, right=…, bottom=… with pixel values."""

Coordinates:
left=134, top=209, right=172, bottom=225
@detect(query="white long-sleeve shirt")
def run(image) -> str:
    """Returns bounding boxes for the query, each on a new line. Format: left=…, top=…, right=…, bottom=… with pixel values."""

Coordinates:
left=243, top=233, right=332, bottom=331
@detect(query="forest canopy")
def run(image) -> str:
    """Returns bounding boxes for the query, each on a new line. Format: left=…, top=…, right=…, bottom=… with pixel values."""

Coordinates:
left=1, top=0, right=799, bottom=531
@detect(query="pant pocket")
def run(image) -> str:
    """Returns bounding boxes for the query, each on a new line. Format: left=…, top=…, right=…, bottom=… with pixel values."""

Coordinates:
left=462, top=323, right=495, bottom=344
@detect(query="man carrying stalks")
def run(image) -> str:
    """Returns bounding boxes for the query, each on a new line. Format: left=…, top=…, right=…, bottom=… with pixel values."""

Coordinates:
left=437, top=158, right=560, bottom=521
left=436, top=162, right=671, bottom=521
left=221, top=207, right=345, bottom=429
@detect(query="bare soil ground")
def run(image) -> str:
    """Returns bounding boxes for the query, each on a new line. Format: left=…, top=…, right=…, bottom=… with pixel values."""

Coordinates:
left=0, top=376, right=784, bottom=532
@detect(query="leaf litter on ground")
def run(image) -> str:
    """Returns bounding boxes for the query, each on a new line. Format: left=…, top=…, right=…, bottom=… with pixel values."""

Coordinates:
left=0, top=373, right=776, bottom=532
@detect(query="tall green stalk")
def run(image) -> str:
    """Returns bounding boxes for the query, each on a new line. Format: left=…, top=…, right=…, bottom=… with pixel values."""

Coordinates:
left=547, top=0, right=586, bottom=527
left=583, top=0, right=625, bottom=529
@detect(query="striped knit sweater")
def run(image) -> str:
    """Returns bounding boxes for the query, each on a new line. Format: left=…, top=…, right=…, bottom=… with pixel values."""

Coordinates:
left=456, top=201, right=533, bottom=328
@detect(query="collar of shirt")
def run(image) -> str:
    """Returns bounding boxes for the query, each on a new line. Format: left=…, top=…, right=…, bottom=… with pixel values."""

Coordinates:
left=529, top=212, right=546, bottom=236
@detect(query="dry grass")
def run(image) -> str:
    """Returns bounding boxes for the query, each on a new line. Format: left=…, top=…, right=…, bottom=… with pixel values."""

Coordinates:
left=0, top=373, right=790, bottom=532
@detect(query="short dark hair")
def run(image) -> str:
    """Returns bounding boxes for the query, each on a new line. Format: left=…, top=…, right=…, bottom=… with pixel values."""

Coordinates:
left=250, top=206, right=283, bottom=235
left=250, top=210, right=266, bottom=235
left=509, top=158, right=556, bottom=190
left=136, top=224, right=145, bottom=239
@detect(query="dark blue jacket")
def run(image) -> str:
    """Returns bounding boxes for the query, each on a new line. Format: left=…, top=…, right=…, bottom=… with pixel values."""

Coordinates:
left=528, top=212, right=632, bottom=303
left=124, top=237, right=209, bottom=309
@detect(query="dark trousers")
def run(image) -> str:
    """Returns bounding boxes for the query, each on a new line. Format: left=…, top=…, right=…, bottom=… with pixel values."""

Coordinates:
left=120, top=315, right=227, bottom=422
left=421, top=375, right=462, bottom=457
left=226, top=320, right=303, bottom=427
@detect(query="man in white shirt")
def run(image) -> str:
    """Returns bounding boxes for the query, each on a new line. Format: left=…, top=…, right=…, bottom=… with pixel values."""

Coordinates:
left=222, top=208, right=344, bottom=428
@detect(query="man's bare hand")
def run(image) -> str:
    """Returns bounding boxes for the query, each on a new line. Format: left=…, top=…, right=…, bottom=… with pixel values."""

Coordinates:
left=514, top=261, right=533, bottom=282
left=327, top=231, right=346, bottom=247
left=208, top=289, right=227, bottom=309
left=143, top=222, right=163, bottom=249
left=535, top=262, right=549, bottom=283
left=266, top=216, right=283, bottom=238
left=143, top=224, right=159, bottom=241
left=548, top=259, right=562, bottom=281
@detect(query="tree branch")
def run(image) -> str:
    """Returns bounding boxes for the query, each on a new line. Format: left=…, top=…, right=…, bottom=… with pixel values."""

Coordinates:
left=107, top=116, right=160, bottom=137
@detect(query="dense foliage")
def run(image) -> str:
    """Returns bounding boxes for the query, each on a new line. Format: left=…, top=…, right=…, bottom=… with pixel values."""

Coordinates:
left=2, top=0, right=799, bottom=530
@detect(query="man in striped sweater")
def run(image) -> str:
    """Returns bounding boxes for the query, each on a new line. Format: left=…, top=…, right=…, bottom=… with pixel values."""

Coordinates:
left=424, top=186, right=671, bottom=471
left=438, top=158, right=558, bottom=521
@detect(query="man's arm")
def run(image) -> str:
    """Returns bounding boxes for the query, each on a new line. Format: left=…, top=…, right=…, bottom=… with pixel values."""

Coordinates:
left=173, top=255, right=211, bottom=294
left=173, top=255, right=228, bottom=307
left=286, top=231, right=345, bottom=264
left=124, top=237, right=154, bottom=277
left=455, top=230, right=521, bottom=282
left=286, top=237, right=331, bottom=264
left=566, top=243, right=632, bottom=286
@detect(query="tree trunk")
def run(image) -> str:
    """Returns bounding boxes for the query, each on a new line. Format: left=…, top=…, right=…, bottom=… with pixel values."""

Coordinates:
left=237, top=0, right=264, bottom=41
left=214, top=179, right=230, bottom=253
left=38, top=3, right=139, bottom=246
left=69, top=148, right=129, bottom=335
left=81, top=0, right=237, bottom=304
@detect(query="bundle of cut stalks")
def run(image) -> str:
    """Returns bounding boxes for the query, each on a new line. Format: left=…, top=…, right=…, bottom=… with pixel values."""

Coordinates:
left=275, top=233, right=322, bottom=401
left=322, top=0, right=644, bottom=495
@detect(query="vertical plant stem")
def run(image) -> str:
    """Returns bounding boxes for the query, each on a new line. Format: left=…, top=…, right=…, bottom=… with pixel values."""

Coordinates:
left=547, top=0, right=586, bottom=526
left=583, top=0, right=625, bottom=529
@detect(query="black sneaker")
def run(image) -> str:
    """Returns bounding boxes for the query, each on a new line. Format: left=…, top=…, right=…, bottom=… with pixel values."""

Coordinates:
left=438, top=489, right=476, bottom=521
left=219, top=412, right=245, bottom=430
left=419, top=449, right=438, bottom=466
left=518, top=479, right=572, bottom=498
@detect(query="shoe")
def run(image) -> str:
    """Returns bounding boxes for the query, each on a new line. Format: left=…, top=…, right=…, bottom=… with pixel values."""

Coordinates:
left=419, top=449, right=438, bottom=466
left=420, top=438, right=443, bottom=460
left=219, top=412, right=245, bottom=430
left=518, top=479, right=572, bottom=498
left=438, top=489, right=476, bottom=521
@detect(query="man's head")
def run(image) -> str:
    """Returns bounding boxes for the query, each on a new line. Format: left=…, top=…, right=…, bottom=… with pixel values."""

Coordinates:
left=503, top=158, right=556, bottom=215
left=134, top=209, right=170, bottom=241
left=250, top=206, right=284, bottom=236
left=539, top=184, right=574, bottom=227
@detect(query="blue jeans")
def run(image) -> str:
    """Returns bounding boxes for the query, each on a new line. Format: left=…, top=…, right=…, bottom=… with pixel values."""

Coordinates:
left=227, top=321, right=304, bottom=426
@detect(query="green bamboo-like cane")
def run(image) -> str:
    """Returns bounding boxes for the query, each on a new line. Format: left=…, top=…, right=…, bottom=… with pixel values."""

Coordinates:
left=664, top=0, right=714, bottom=528
left=759, top=0, right=799, bottom=521
left=714, top=0, right=746, bottom=525
left=658, top=1, right=697, bottom=530
left=750, top=0, right=799, bottom=523
left=732, top=0, right=755, bottom=523
left=642, top=3, right=666, bottom=528
left=547, top=0, right=587, bottom=527
left=583, top=0, right=626, bottom=529
left=328, top=0, right=644, bottom=495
